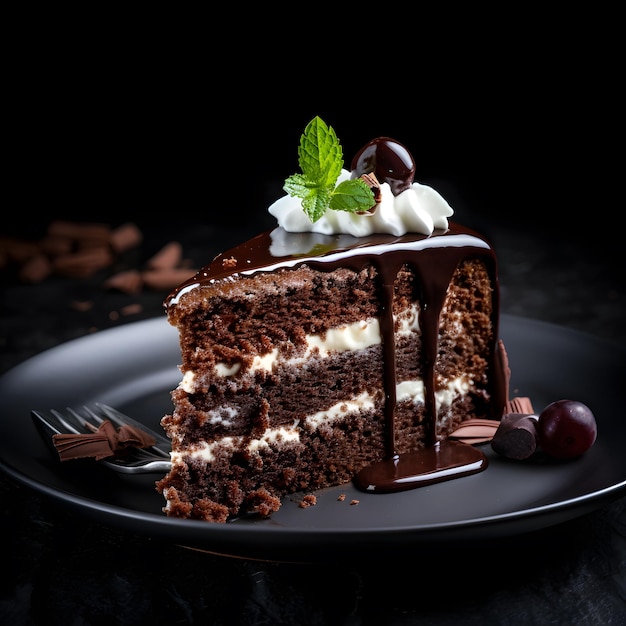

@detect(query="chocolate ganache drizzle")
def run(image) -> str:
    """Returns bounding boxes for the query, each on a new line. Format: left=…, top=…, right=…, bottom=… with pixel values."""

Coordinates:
left=167, top=132, right=504, bottom=494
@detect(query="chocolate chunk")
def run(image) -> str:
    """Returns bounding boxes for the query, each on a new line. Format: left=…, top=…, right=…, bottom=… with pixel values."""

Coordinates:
left=142, top=268, right=198, bottom=290
left=110, top=222, right=143, bottom=253
left=145, top=241, right=183, bottom=270
left=104, top=269, right=144, bottom=294
left=491, top=413, right=539, bottom=460
left=19, top=254, right=52, bottom=283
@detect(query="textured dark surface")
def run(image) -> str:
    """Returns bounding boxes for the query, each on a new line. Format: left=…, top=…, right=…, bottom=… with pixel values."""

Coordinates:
left=1, top=210, right=625, bottom=624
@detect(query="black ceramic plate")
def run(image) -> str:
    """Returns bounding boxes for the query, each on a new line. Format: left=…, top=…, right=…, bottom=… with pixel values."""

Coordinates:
left=1, top=315, right=625, bottom=562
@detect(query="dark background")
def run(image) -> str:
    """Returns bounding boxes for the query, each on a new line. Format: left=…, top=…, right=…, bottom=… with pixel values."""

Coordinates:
left=3, top=21, right=625, bottom=625
left=7, top=38, right=620, bottom=248
left=12, top=96, right=616, bottom=236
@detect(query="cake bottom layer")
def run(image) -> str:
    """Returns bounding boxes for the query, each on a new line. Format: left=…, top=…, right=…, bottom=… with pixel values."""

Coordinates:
left=156, top=387, right=481, bottom=522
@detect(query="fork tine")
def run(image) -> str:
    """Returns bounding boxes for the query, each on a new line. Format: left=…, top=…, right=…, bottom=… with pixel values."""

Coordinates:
left=50, top=408, right=85, bottom=435
left=32, top=409, right=62, bottom=436
left=81, top=405, right=106, bottom=428
left=31, top=410, right=65, bottom=459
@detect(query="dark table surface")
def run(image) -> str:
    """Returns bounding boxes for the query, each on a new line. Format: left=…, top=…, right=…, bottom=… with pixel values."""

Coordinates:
left=1, top=206, right=625, bottom=625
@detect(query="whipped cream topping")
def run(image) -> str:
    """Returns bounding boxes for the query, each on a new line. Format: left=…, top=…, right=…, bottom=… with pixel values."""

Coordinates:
left=269, top=169, right=453, bottom=237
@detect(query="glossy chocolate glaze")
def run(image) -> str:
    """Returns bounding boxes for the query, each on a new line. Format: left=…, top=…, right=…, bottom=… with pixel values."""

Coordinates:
left=166, top=221, right=503, bottom=493
left=353, top=440, right=488, bottom=493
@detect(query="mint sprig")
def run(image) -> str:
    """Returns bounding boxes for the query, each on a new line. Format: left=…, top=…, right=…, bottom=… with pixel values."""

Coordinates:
left=283, top=116, right=375, bottom=223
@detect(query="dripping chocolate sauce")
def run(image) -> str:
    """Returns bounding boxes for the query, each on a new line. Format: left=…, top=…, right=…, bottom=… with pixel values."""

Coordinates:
left=166, top=222, right=503, bottom=493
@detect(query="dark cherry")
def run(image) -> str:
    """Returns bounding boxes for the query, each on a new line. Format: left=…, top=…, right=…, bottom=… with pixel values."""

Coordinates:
left=537, top=399, right=597, bottom=459
left=350, top=137, right=416, bottom=196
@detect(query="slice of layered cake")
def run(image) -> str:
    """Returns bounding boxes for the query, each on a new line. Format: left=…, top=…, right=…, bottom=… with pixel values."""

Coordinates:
left=156, top=118, right=506, bottom=522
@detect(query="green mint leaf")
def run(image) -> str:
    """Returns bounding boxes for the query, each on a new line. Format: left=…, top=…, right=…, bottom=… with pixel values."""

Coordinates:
left=297, top=116, right=343, bottom=187
left=302, top=186, right=332, bottom=223
left=330, top=179, right=375, bottom=213
left=283, top=173, right=310, bottom=200
left=283, top=116, right=376, bottom=223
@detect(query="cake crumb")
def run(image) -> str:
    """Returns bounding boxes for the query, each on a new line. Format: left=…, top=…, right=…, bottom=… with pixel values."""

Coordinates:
left=350, top=499, right=360, bottom=506
left=298, top=494, right=317, bottom=508
left=222, top=256, right=237, bottom=268
left=337, top=493, right=346, bottom=502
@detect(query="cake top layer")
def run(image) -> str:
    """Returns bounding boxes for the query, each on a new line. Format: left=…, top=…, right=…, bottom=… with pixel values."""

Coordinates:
left=165, top=222, right=494, bottom=306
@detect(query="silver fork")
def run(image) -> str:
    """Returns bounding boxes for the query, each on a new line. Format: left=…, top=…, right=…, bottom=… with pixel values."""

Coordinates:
left=31, top=403, right=172, bottom=474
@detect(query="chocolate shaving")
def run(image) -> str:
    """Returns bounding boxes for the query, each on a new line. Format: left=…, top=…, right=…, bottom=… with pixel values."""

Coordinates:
left=449, top=418, right=500, bottom=444
left=145, top=241, right=183, bottom=270
left=353, top=172, right=382, bottom=214
left=506, top=396, right=534, bottom=414
left=52, top=419, right=156, bottom=462
left=494, top=338, right=511, bottom=417
left=449, top=398, right=536, bottom=446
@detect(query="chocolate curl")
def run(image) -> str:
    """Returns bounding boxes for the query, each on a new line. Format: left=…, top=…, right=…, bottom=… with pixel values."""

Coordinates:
left=449, top=418, right=500, bottom=444
left=357, top=172, right=382, bottom=211
left=52, top=419, right=157, bottom=462
left=506, top=396, right=534, bottom=414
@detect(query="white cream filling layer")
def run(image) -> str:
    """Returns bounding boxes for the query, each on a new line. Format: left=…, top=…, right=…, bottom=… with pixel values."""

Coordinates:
left=396, top=376, right=471, bottom=410
left=307, top=321, right=381, bottom=356
left=172, top=424, right=301, bottom=463
left=304, top=391, right=377, bottom=430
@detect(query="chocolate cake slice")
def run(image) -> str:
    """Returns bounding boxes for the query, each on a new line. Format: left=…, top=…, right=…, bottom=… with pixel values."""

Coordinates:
left=156, top=119, right=505, bottom=522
